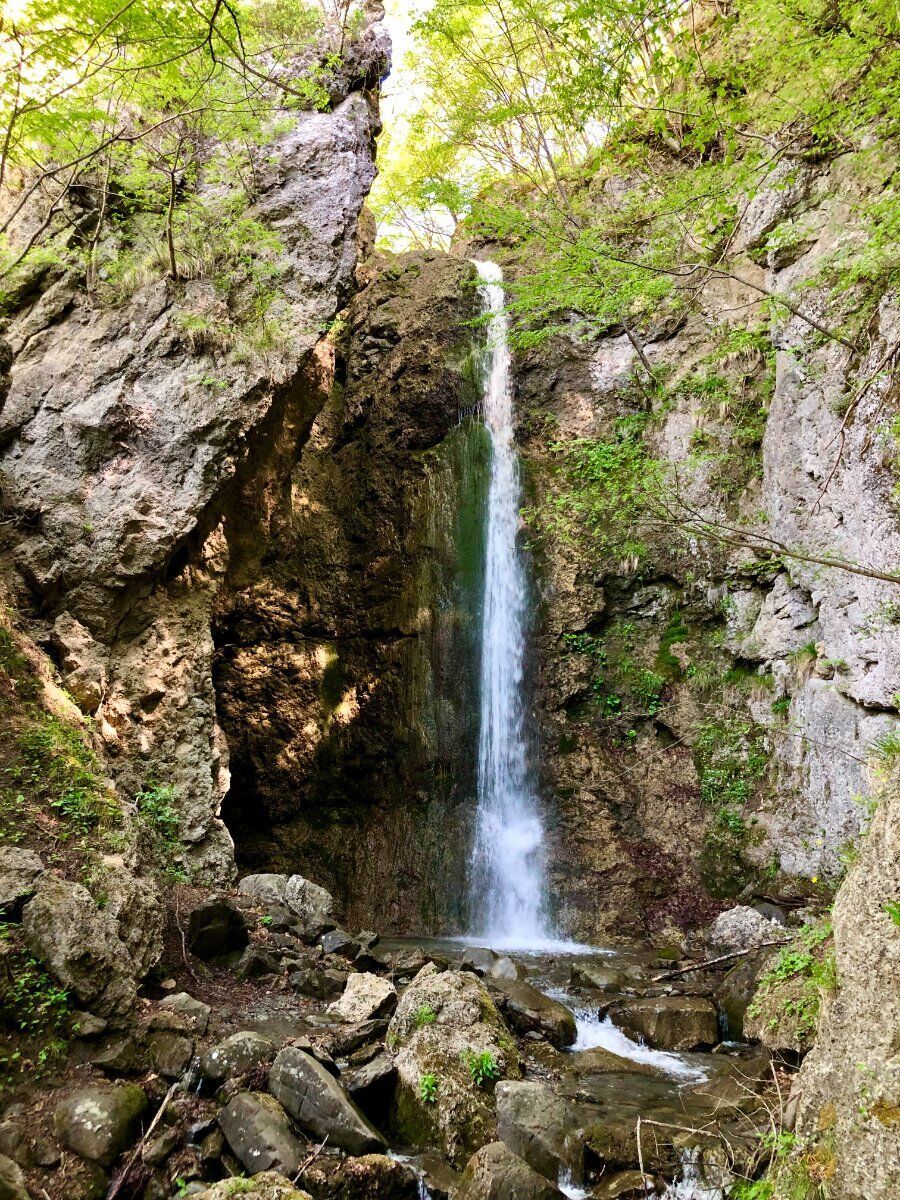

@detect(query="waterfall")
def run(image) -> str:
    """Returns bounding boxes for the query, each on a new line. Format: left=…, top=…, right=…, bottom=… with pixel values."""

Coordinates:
left=469, top=259, right=551, bottom=946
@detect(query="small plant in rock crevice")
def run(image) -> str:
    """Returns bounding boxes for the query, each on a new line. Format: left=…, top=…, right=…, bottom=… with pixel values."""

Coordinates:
left=748, top=918, right=837, bottom=1039
left=414, top=1003, right=437, bottom=1028
left=135, top=783, right=190, bottom=883
left=463, top=1049, right=500, bottom=1088
left=419, top=1071, right=439, bottom=1103
left=882, top=900, right=900, bottom=927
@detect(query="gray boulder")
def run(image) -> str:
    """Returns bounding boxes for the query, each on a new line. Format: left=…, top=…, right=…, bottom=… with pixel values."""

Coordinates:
left=284, top=876, right=336, bottom=929
left=0, top=848, right=43, bottom=917
left=328, top=973, right=397, bottom=1023
left=102, top=869, right=163, bottom=978
left=159, top=992, right=211, bottom=1034
left=707, top=906, right=785, bottom=953
left=342, top=1052, right=396, bottom=1115
left=187, top=896, right=249, bottom=959
left=320, top=928, right=356, bottom=957
left=53, top=1084, right=148, bottom=1166
left=455, top=1142, right=565, bottom=1200
left=490, top=956, right=526, bottom=981
left=217, top=1092, right=304, bottom=1177
left=239, top=874, right=291, bottom=907
left=607, top=996, right=719, bottom=1050
left=269, top=1046, right=385, bottom=1154
left=387, top=964, right=519, bottom=1168
left=0, top=1152, right=31, bottom=1200
left=22, top=880, right=137, bottom=1017
left=200, top=1031, right=277, bottom=1083
left=487, top=978, right=577, bottom=1048
left=289, top=967, right=347, bottom=999
left=146, top=1030, right=194, bottom=1078
left=495, top=1081, right=576, bottom=1181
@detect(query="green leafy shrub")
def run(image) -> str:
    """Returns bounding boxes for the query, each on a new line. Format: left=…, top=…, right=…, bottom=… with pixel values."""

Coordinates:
left=0, top=924, right=69, bottom=1089
left=882, top=900, right=900, bottom=927
left=419, top=1071, right=438, bottom=1103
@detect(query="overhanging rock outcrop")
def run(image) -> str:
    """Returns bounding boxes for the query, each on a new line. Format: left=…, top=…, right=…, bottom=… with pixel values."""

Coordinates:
left=0, top=15, right=389, bottom=881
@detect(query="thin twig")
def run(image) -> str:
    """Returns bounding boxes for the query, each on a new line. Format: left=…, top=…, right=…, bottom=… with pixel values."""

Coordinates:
left=106, top=1081, right=179, bottom=1200
left=293, top=1136, right=328, bottom=1181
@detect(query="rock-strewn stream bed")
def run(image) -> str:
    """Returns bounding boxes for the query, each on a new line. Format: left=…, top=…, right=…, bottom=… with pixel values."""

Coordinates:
left=0, top=872, right=794, bottom=1200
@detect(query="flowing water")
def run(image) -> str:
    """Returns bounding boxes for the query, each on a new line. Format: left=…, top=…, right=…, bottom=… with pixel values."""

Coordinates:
left=469, top=259, right=551, bottom=947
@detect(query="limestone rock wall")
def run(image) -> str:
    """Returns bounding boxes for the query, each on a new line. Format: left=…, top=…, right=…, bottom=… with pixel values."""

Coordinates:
left=511, top=148, right=900, bottom=946
left=0, top=20, right=389, bottom=882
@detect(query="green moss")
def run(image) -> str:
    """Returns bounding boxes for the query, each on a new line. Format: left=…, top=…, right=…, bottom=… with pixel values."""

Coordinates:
left=657, top=610, right=689, bottom=676
left=319, top=646, right=346, bottom=713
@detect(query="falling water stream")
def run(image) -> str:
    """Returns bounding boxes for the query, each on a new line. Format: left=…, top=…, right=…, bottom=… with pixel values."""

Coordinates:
left=468, top=260, right=551, bottom=947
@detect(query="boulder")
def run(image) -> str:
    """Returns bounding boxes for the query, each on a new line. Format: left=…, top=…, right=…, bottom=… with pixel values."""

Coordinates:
left=187, top=896, right=249, bottom=960
left=217, top=1092, right=304, bottom=1177
left=460, top=947, right=497, bottom=975
left=239, top=875, right=291, bottom=907
left=607, top=996, right=719, bottom=1051
left=342, top=1053, right=396, bottom=1116
left=236, top=945, right=281, bottom=980
left=455, top=1142, right=565, bottom=1200
left=70, top=1011, right=108, bottom=1039
left=320, top=928, right=357, bottom=957
left=91, top=1036, right=147, bottom=1075
left=569, top=963, right=632, bottom=993
left=706, top=906, right=785, bottom=953
left=102, top=868, right=163, bottom=978
left=159, top=992, right=211, bottom=1035
left=53, top=1084, right=148, bottom=1167
left=319, top=1019, right=389, bottom=1059
left=22, top=880, right=137, bottom=1017
left=284, top=876, right=336, bottom=932
left=327, top=1154, right=420, bottom=1199
left=495, top=1081, right=576, bottom=1181
left=269, top=1046, right=385, bottom=1154
left=0, top=848, right=43, bottom=917
left=387, top=964, right=519, bottom=1168
left=0, top=1152, right=31, bottom=1200
left=146, top=1030, right=194, bottom=1078
left=329, top=973, right=397, bottom=1023
left=487, top=978, right=577, bottom=1049
left=194, top=1172, right=312, bottom=1200
left=289, top=967, right=347, bottom=1000
left=490, top=956, right=526, bottom=981
left=200, top=1032, right=277, bottom=1083
left=0, top=1122, right=30, bottom=1169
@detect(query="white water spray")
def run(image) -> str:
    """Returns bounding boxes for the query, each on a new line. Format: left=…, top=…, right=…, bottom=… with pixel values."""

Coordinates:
left=469, top=260, right=551, bottom=946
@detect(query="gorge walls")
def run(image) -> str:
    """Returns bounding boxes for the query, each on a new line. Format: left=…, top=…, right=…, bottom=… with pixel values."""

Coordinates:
left=0, top=15, right=389, bottom=883
left=213, top=252, right=485, bottom=932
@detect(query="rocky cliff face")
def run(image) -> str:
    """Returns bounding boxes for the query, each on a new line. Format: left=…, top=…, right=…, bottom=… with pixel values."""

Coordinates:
left=509, top=150, right=900, bottom=951
left=0, top=15, right=388, bottom=883
left=214, top=252, right=483, bottom=932
left=505, top=144, right=900, bottom=1196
